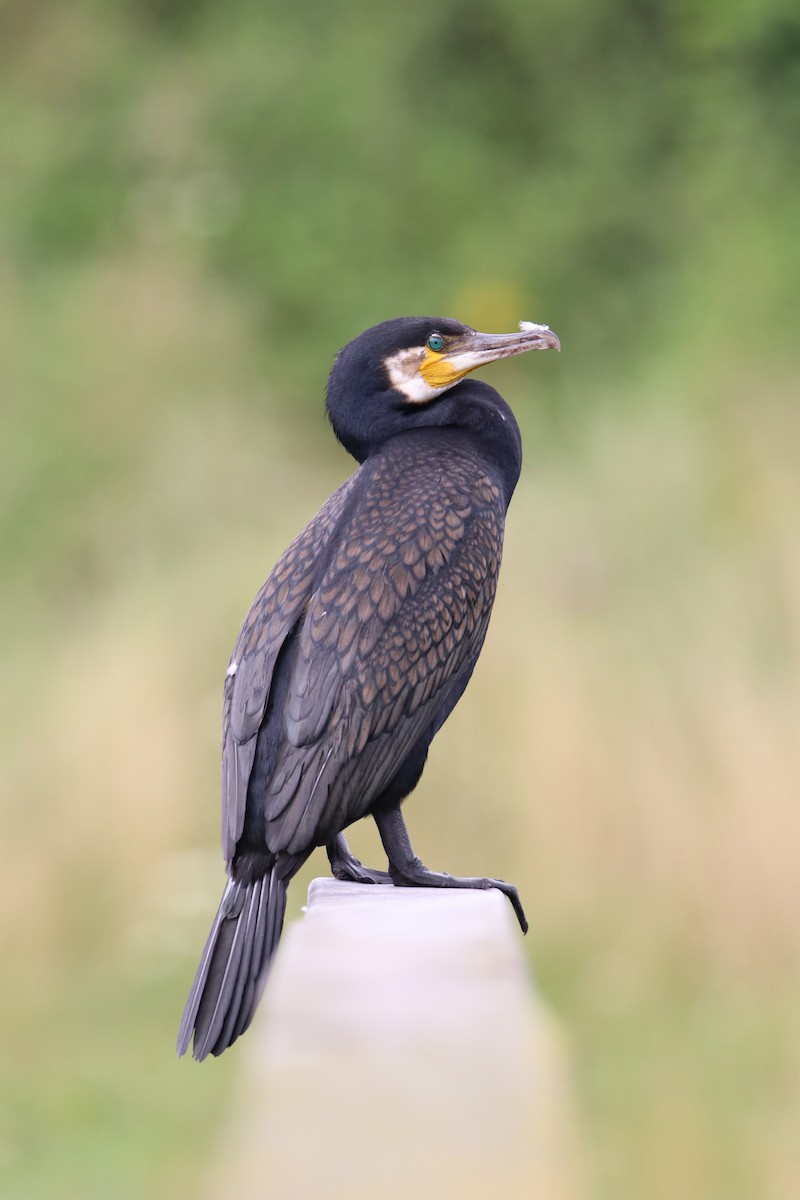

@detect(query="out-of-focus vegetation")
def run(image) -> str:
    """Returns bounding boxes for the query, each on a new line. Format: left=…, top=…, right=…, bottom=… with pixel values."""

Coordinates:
left=2, top=1, right=799, bottom=1197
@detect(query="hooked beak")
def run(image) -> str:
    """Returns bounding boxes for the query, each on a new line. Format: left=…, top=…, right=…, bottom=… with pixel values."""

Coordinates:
left=404, top=319, right=561, bottom=403
left=448, top=321, right=561, bottom=372
left=418, top=320, right=560, bottom=395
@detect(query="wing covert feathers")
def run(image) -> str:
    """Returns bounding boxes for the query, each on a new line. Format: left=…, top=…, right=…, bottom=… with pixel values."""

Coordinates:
left=265, top=445, right=505, bottom=854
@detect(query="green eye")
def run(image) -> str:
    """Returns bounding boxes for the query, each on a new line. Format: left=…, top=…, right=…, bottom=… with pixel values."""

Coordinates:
left=426, top=333, right=445, bottom=352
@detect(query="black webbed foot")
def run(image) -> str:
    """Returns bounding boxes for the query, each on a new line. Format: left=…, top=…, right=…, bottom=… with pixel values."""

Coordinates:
left=326, top=833, right=393, bottom=885
left=388, top=858, right=528, bottom=933
left=373, top=804, right=528, bottom=933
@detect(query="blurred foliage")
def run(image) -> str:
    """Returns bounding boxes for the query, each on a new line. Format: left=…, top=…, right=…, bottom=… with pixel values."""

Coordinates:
left=3, top=0, right=800, bottom=379
left=1, top=1, right=799, bottom=1198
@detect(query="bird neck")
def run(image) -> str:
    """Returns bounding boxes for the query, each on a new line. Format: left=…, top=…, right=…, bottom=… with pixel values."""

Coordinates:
left=327, top=379, right=523, bottom=508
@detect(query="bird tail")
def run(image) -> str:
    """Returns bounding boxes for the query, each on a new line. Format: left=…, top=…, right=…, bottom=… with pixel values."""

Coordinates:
left=177, top=857, right=287, bottom=1061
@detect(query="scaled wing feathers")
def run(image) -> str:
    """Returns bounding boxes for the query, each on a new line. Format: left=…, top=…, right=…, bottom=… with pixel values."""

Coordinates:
left=263, top=450, right=506, bottom=855
left=220, top=476, right=358, bottom=861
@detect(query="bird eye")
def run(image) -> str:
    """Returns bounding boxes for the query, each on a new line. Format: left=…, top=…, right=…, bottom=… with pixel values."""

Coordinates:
left=426, top=333, right=445, bottom=352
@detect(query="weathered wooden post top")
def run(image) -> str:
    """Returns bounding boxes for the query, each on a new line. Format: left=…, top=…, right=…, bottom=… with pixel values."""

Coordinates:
left=208, top=879, right=584, bottom=1200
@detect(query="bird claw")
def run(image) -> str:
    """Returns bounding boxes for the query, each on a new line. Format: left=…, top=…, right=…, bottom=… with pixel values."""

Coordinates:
left=388, top=861, right=528, bottom=934
left=331, top=860, right=393, bottom=885
left=487, top=878, right=528, bottom=934
left=327, top=835, right=393, bottom=884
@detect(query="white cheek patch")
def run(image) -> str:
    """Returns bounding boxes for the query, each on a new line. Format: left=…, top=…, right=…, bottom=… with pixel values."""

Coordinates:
left=384, top=345, right=444, bottom=404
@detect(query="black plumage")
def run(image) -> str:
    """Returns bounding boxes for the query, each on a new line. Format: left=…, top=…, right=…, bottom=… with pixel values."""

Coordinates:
left=178, top=315, right=560, bottom=1060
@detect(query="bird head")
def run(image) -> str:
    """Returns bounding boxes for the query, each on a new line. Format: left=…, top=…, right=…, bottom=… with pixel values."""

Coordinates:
left=326, top=315, right=560, bottom=464
left=381, top=317, right=560, bottom=404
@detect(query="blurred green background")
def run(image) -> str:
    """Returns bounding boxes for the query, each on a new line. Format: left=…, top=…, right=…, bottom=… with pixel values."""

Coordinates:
left=2, top=1, right=799, bottom=1197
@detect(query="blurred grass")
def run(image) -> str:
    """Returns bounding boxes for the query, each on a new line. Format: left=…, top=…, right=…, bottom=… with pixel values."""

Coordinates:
left=2, top=1, right=800, bottom=1198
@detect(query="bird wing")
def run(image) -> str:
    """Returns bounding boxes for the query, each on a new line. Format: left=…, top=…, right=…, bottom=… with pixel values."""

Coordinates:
left=262, top=449, right=506, bottom=855
left=221, top=475, right=358, bottom=861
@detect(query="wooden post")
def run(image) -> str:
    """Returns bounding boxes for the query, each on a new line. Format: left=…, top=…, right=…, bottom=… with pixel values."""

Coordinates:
left=207, top=878, right=585, bottom=1200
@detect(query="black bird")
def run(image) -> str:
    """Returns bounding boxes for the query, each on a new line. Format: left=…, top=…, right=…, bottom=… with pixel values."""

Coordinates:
left=177, top=315, right=560, bottom=1060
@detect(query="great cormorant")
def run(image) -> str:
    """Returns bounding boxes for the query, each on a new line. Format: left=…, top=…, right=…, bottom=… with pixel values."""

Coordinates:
left=177, top=315, right=560, bottom=1060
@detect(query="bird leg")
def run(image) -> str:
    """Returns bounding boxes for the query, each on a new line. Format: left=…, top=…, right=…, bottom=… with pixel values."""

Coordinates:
left=373, top=804, right=528, bottom=933
left=326, top=832, right=393, bottom=884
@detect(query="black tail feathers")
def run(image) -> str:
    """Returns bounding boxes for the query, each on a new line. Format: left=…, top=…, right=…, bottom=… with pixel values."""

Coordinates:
left=177, top=863, right=287, bottom=1061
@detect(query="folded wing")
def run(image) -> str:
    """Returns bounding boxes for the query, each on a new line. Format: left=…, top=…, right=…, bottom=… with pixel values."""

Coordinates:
left=263, top=453, right=506, bottom=855
left=221, top=475, right=358, bottom=861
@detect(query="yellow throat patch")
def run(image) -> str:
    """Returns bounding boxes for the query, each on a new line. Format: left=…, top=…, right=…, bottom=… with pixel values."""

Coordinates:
left=418, top=347, right=471, bottom=391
